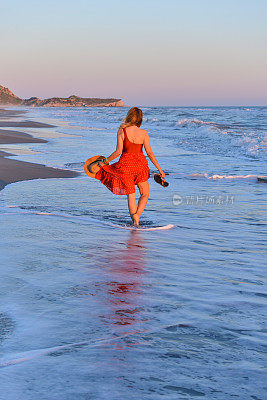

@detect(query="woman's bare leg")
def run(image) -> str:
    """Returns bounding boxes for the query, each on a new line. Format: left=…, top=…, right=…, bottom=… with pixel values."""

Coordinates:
left=132, top=181, right=149, bottom=226
left=127, top=192, right=137, bottom=222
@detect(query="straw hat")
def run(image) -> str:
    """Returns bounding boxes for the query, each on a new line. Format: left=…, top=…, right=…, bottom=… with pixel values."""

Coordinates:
left=84, top=155, right=107, bottom=179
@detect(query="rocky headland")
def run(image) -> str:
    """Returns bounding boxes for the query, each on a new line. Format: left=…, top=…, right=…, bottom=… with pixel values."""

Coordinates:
left=0, top=85, right=123, bottom=107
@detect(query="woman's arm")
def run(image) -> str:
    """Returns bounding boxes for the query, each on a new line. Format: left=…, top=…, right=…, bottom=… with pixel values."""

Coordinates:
left=99, top=128, right=124, bottom=165
left=143, top=131, right=165, bottom=178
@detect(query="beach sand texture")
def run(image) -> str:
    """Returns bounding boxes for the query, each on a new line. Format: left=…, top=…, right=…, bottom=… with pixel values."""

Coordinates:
left=0, top=108, right=80, bottom=190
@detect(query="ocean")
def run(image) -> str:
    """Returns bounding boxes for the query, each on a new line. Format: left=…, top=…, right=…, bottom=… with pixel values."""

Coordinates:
left=0, top=106, right=266, bottom=399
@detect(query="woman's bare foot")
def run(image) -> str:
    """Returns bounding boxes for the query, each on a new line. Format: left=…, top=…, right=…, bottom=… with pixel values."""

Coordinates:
left=132, top=213, right=140, bottom=227
left=130, top=213, right=136, bottom=223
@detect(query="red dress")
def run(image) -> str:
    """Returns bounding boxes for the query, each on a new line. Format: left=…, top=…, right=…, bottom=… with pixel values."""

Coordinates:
left=95, top=128, right=150, bottom=195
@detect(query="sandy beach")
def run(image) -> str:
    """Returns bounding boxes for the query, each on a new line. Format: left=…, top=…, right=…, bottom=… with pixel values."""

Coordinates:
left=0, top=129, right=47, bottom=144
left=1, top=0, right=266, bottom=397
left=0, top=105, right=265, bottom=400
left=0, top=108, right=80, bottom=190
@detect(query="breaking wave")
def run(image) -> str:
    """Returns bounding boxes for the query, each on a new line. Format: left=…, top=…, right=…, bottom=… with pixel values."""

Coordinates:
left=188, top=173, right=260, bottom=181
left=173, top=117, right=266, bottom=160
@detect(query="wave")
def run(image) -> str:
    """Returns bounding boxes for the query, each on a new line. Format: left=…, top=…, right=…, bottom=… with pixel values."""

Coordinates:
left=173, top=118, right=267, bottom=160
left=188, top=173, right=260, bottom=180
left=31, top=106, right=266, bottom=162
left=0, top=206, right=179, bottom=230
left=177, top=118, right=211, bottom=127
left=176, top=118, right=234, bottom=132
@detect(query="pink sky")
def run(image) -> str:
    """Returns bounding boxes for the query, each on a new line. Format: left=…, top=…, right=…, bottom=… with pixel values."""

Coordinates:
left=1, top=0, right=266, bottom=105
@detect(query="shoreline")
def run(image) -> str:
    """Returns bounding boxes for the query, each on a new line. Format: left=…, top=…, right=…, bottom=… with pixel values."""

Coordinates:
left=0, top=108, right=80, bottom=191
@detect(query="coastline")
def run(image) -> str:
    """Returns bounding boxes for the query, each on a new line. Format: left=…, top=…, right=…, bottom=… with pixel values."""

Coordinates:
left=0, top=105, right=265, bottom=400
left=0, top=85, right=123, bottom=107
left=0, top=108, right=80, bottom=191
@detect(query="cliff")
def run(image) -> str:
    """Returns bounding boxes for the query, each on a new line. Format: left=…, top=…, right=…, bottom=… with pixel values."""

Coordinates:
left=0, top=85, right=123, bottom=107
left=0, top=85, right=22, bottom=105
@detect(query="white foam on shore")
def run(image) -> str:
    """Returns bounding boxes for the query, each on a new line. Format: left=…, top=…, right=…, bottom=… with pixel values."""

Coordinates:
left=0, top=207, right=175, bottom=231
left=0, top=321, right=196, bottom=368
left=188, top=173, right=259, bottom=180
left=106, top=222, right=175, bottom=231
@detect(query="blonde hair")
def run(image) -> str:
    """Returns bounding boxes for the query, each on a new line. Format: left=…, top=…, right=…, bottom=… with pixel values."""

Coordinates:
left=119, top=107, right=143, bottom=129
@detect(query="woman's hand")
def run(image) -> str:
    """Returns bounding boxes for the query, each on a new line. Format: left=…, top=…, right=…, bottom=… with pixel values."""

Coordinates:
left=159, top=170, right=165, bottom=179
left=98, top=157, right=109, bottom=168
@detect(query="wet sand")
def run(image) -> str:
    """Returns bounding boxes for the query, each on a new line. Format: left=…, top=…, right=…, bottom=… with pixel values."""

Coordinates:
left=0, top=108, right=80, bottom=190
left=0, top=121, right=56, bottom=128
left=0, top=129, right=47, bottom=144
left=0, top=108, right=27, bottom=118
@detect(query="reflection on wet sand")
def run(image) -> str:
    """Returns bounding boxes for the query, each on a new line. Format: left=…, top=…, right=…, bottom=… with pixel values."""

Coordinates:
left=101, top=230, right=147, bottom=328
left=88, top=230, right=148, bottom=348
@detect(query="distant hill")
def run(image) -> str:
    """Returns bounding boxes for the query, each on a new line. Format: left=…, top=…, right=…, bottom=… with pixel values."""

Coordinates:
left=0, top=85, right=22, bottom=105
left=0, top=85, right=123, bottom=107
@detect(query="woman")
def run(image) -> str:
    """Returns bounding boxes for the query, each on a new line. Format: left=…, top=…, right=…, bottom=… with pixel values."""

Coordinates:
left=94, top=107, right=165, bottom=227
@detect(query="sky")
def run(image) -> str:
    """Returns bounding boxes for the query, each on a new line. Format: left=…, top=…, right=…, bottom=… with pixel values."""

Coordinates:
left=0, top=0, right=267, bottom=106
